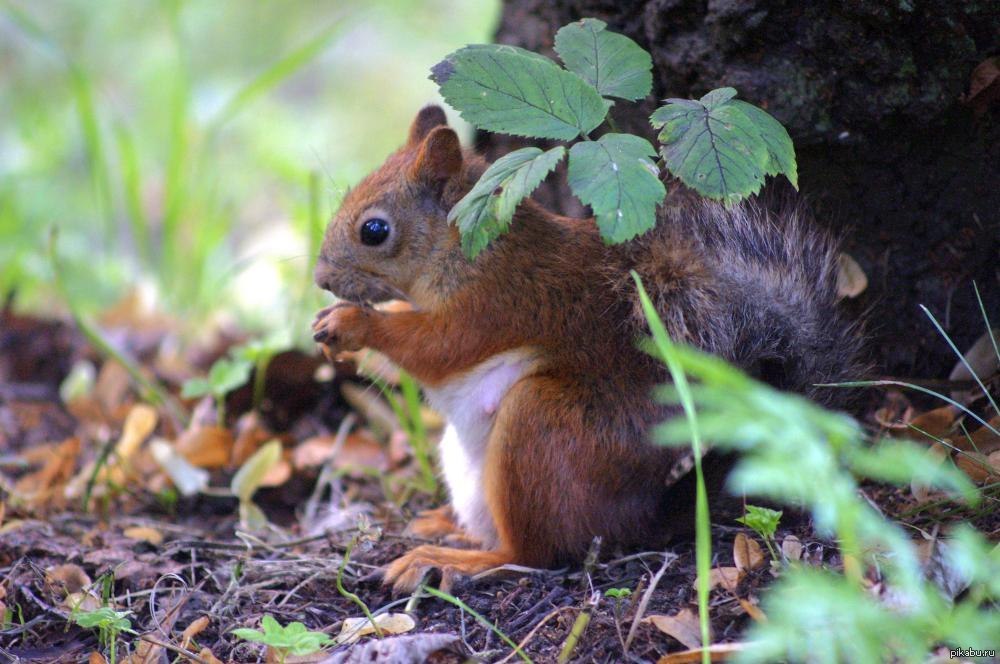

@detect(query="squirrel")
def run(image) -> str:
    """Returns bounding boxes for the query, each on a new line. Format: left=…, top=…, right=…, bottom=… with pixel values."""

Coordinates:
left=312, top=105, right=864, bottom=593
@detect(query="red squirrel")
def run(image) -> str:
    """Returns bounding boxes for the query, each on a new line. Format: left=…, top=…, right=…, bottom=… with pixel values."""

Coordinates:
left=312, top=105, right=863, bottom=592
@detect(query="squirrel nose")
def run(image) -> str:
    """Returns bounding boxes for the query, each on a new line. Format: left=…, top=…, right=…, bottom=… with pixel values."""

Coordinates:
left=314, top=260, right=335, bottom=292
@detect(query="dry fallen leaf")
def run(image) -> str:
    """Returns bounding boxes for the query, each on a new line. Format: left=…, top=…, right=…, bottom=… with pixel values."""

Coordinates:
left=738, top=598, right=767, bottom=623
left=949, top=416, right=1000, bottom=454
left=197, top=647, right=225, bottom=664
left=962, top=57, right=1000, bottom=117
left=656, top=642, right=746, bottom=663
left=181, top=616, right=211, bottom=650
left=123, top=526, right=164, bottom=546
left=293, top=432, right=386, bottom=473
left=645, top=608, right=704, bottom=650
left=337, top=613, right=416, bottom=645
left=150, top=438, right=210, bottom=496
left=893, top=405, right=958, bottom=443
left=89, top=652, right=108, bottom=664
left=781, top=535, right=803, bottom=562
left=232, top=412, right=273, bottom=467
left=835, top=252, right=868, bottom=299
left=174, top=426, right=233, bottom=469
left=733, top=533, right=765, bottom=573
left=15, top=437, right=80, bottom=499
left=694, top=566, right=742, bottom=593
left=948, top=328, right=1000, bottom=404
left=321, top=633, right=458, bottom=664
left=955, top=452, right=999, bottom=483
left=45, top=563, right=91, bottom=595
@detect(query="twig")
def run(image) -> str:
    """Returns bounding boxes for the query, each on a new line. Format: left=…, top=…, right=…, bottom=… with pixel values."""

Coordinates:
left=498, top=606, right=577, bottom=664
left=139, top=634, right=209, bottom=663
left=624, top=551, right=677, bottom=654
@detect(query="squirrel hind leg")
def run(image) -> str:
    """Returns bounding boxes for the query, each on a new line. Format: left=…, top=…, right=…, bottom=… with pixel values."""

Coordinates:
left=383, top=545, right=514, bottom=594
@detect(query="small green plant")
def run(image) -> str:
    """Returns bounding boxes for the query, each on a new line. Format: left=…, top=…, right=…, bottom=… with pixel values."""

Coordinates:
left=737, top=505, right=782, bottom=562
left=604, top=587, right=633, bottom=653
left=181, top=355, right=253, bottom=426
left=635, top=270, right=999, bottom=663
left=71, top=607, right=136, bottom=664
left=433, top=18, right=797, bottom=258
left=232, top=615, right=333, bottom=663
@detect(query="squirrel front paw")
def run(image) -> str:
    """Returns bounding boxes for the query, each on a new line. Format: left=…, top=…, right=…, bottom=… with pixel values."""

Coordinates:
left=312, top=303, right=373, bottom=355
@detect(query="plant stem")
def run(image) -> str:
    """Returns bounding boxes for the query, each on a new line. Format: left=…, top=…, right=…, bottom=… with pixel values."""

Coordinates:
left=336, top=537, right=382, bottom=638
left=423, top=586, right=531, bottom=663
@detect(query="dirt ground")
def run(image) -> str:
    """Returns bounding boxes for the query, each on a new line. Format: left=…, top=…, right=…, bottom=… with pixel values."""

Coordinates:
left=1, top=306, right=997, bottom=663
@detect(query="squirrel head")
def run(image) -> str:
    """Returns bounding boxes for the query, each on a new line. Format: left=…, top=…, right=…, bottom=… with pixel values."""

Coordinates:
left=315, top=105, right=470, bottom=306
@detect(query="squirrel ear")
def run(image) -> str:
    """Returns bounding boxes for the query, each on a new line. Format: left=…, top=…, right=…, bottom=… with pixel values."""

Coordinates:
left=407, top=105, right=449, bottom=145
left=408, top=126, right=463, bottom=186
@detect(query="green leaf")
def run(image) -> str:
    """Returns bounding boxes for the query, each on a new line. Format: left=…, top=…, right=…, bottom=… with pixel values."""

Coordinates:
left=737, top=505, right=783, bottom=539
left=207, top=357, right=253, bottom=395
left=650, top=87, right=797, bottom=203
left=233, top=616, right=332, bottom=656
left=567, top=134, right=664, bottom=243
left=431, top=45, right=608, bottom=140
left=231, top=628, right=267, bottom=643
left=554, top=18, right=653, bottom=101
left=730, top=100, right=798, bottom=188
left=180, top=377, right=211, bottom=399
left=448, top=146, right=566, bottom=258
left=231, top=439, right=282, bottom=502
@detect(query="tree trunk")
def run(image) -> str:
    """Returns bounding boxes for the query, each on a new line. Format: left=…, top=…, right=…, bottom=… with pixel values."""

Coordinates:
left=479, top=0, right=1000, bottom=379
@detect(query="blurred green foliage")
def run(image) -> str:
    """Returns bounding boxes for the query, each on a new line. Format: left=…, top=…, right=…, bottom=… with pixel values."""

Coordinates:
left=0, top=0, right=498, bottom=333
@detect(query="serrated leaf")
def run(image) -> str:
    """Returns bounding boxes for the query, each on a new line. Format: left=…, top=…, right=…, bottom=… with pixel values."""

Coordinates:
left=449, top=146, right=565, bottom=258
left=431, top=45, right=607, bottom=140
left=567, top=133, right=664, bottom=243
left=553, top=18, right=652, bottom=101
left=737, top=505, right=783, bottom=539
left=731, top=100, right=798, bottom=188
left=650, top=88, right=797, bottom=202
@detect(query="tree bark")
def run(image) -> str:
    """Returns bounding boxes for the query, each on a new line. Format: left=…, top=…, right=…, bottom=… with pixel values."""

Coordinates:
left=480, top=0, right=1000, bottom=379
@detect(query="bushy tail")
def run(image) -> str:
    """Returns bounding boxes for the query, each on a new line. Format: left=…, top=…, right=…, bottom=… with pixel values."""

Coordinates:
left=623, top=198, right=867, bottom=408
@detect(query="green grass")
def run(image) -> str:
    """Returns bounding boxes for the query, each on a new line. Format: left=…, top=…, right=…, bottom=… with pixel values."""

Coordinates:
left=1, top=0, right=499, bottom=335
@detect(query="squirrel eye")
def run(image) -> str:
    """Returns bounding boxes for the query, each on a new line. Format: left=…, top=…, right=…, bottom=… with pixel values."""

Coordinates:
left=360, top=218, right=390, bottom=246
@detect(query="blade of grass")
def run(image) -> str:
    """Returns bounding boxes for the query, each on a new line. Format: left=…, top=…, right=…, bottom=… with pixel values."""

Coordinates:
left=631, top=270, right=711, bottom=664
left=828, top=380, right=1000, bottom=438
left=206, top=17, right=352, bottom=136
left=113, top=122, right=152, bottom=267
left=421, top=585, right=531, bottom=663
left=399, top=371, right=436, bottom=493
left=2, top=3, right=115, bottom=243
left=972, top=282, right=1000, bottom=366
left=919, top=304, right=999, bottom=417
left=160, top=6, right=192, bottom=288
left=48, top=228, right=187, bottom=429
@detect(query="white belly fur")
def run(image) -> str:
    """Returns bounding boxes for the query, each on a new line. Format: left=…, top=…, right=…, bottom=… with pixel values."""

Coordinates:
left=422, top=348, right=538, bottom=547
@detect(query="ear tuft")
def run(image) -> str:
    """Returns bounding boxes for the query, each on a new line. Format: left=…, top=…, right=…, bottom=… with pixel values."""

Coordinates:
left=408, top=126, right=463, bottom=186
left=407, top=105, right=449, bottom=145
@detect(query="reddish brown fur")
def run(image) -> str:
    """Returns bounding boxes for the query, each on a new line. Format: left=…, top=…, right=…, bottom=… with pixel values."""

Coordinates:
left=313, top=106, right=863, bottom=591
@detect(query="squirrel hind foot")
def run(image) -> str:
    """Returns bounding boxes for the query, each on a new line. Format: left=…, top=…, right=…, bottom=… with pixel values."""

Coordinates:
left=404, top=506, right=463, bottom=539
left=382, top=545, right=514, bottom=594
